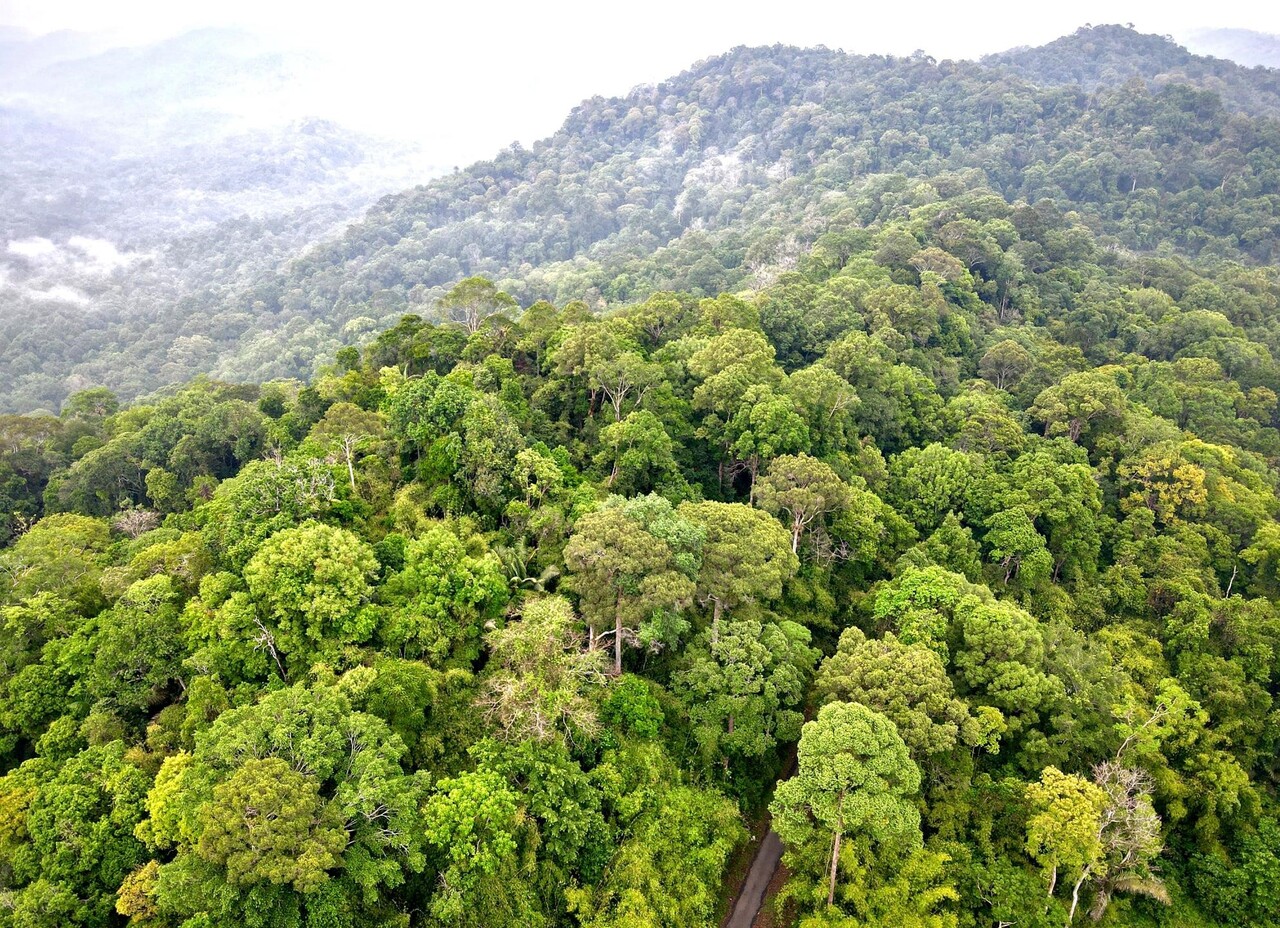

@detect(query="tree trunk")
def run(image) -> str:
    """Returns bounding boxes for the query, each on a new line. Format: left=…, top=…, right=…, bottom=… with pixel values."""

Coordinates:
left=711, top=598, right=723, bottom=645
left=614, top=611, right=623, bottom=676
left=1068, top=868, right=1089, bottom=925
left=827, top=791, right=845, bottom=907
left=792, top=521, right=802, bottom=554
left=828, top=828, right=841, bottom=907
left=345, top=448, right=357, bottom=492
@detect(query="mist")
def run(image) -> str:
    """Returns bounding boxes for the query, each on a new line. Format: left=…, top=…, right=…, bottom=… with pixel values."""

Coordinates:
left=6, top=1, right=1280, bottom=168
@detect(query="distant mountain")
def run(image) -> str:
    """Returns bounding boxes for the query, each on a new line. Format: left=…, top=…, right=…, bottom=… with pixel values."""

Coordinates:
left=984, top=24, right=1280, bottom=117
left=0, top=27, right=443, bottom=409
left=0, top=27, right=436, bottom=245
left=1183, top=27, right=1280, bottom=70
left=0, top=27, right=108, bottom=83
left=4, top=28, right=301, bottom=151
left=4, top=25, right=1280, bottom=412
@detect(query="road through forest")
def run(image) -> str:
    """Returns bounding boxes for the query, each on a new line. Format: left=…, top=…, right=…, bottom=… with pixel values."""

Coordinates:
left=724, top=828, right=784, bottom=928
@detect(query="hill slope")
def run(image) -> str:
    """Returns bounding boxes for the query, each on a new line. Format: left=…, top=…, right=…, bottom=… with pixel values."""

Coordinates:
left=3, top=26, right=1280, bottom=412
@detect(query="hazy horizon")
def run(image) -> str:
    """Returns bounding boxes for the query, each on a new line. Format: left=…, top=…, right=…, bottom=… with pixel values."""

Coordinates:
left=4, top=2, right=1279, bottom=169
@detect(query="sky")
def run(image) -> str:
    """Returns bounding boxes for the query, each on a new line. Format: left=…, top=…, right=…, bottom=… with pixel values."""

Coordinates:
left=4, top=0, right=1280, bottom=168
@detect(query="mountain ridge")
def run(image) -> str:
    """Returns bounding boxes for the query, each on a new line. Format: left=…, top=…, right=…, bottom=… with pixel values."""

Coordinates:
left=3, top=25, right=1279, bottom=412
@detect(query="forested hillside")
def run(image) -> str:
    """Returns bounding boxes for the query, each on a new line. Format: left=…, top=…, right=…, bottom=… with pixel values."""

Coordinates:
left=0, top=28, right=435, bottom=414
left=4, top=25, right=1280, bottom=412
left=3, top=21, right=1280, bottom=928
left=5, top=152, right=1280, bottom=925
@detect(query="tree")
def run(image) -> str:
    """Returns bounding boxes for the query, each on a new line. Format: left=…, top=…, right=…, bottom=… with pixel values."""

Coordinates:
left=590, top=349, right=662, bottom=423
left=672, top=614, right=817, bottom=771
left=898, top=512, right=984, bottom=581
left=724, top=383, right=810, bottom=496
left=677, top=500, right=797, bottom=636
left=1086, top=761, right=1167, bottom=920
left=381, top=525, right=509, bottom=666
left=198, top=453, right=340, bottom=569
left=469, top=737, right=608, bottom=890
left=814, top=627, right=998, bottom=759
left=459, top=393, right=525, bottom=513
left=1030, top=369, right=1127, bottom=444
left=595, top=411, right=680, bottom=493
left=871, top=565, right=989, bottom=660
left=478, top=595, right=607, bottom=746
left=309, top=401, right=387, bottom=491
left=2, top=743, right=151, bottom=926
left=980, top=339, right=1034, bottom=390
left=943, top=391, right=1027, bottom=458
left=954, top=596, right=1062, bottom=734
left=788, top=365, right=860, bottom=458
left=142, top=679, right=429, bottom=927
left=887, top=443, right=979, bottom=535
left=568, top=745, right=744, bottom=928
left=242, top=522, right=378, bottom=677
left=563, top=497, right=697, bottom=674
left=687, top=328, right=785, bottom=477
left=198, top=757, right=347, bottom=892
left=423, top=767, right=538, bottom=926
left=61, top=387, right=119, bottom=422
left=771, top=702, right=922, bottom=908
left=757, top=453, right=853, bottom=554
left=438, top=276, right=518, bottom=334
left=87, top=575, right=186, bottom=718
left=1024, top=767, right=1106, bottom=920
left=0, top=512, right=111, bottom=612
left=984, top=508, right=1053, bottom=588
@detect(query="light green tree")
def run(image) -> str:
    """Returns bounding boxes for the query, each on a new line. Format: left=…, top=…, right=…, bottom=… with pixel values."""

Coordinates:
left=381, top=525, right=509, bottom=666
left=1025, top=766, right=1106, bottom=919
left=478, top=595, right=607, bottom=746
left=677, top=499, right=798, bottom=637
left=814, top=627, right=1001, bottom=759
left=423, top=767, right=539, bottom=926
left=563, top=500, right=697, bottom=674
left=242, top=522, right=378, bottom=677
left=439, top=276, right=518, bottom=334
left=771, top=702, right=922, bottom=908
left=757, top=453, right=853, bottom=555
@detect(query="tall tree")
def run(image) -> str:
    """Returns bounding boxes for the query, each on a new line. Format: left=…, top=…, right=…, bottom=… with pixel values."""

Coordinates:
left=677, top=500, right=797, bottom=637
left=771, top=702, right=922, bottom=908
left=563, top=498, right=697, bottom=674
left=672, top=613, right=817, bottom=771
left=756, top=453, right=853, bottom=554
left=439, top=276, right=518, bottom=334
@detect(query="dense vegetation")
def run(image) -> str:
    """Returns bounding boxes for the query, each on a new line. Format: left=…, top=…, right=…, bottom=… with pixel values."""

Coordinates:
left=5, top=159, right=1280, bottom=925
left=4, top=22, right=1280, bottom=928
left=6, top=25, right=1280, bottom=413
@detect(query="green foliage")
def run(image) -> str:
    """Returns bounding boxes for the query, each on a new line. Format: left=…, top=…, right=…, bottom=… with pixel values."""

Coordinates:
left=5, top=28, right=1280, bottom=926
left=380, top=524, right=508, bottom=666
left=141, top=678, right=428, bottom=927
left=672, top=613, right=817, bottom=773
left=772, top=702, right=923, bottom=913
left=815, top=627, right=996, bottom=759
left=241, top=522, right=378, bottom=677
